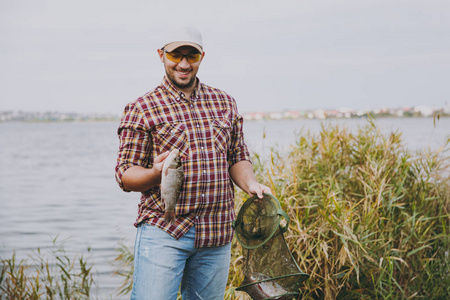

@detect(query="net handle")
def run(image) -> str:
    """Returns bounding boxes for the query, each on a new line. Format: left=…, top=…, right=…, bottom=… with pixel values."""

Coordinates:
left=263, top=193, right=290, bottom=232
left=277, top=208, right=290, bottom=233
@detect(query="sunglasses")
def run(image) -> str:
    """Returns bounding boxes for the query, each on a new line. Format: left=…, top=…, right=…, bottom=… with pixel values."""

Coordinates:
left=164, top=50, right=202, bottom=63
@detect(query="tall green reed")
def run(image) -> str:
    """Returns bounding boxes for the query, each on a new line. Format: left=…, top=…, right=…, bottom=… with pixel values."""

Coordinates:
left=0, top=237, right=94, bottom=300
left=113, top=241, right=134, bottom=296
left=237, top=120, right=449, bottom=299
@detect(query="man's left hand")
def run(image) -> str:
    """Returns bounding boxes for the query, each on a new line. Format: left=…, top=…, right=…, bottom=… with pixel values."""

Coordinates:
left=247, top=182, right=272, bottom=199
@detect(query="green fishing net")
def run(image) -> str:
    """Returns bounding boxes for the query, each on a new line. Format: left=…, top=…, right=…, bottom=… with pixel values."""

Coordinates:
left=234, top=194, right=309, bottom=300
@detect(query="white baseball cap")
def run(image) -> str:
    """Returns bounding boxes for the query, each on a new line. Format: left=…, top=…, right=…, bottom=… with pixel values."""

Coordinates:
left=162, top=26, right=203, bottom=53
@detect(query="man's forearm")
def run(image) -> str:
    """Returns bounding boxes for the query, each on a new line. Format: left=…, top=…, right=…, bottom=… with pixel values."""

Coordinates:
left=229, top=160, right=257, bottom=194
left=121, top=151, right=170, bottom=192
left=121, top=165, right=161, bottom=192
left=229, top=160, right=272, bottom=198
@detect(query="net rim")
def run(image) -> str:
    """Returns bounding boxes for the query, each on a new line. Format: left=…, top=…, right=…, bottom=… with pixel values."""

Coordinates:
left=234, top=193, right=289, bottom=249
left=235, top=272, right=310, bottom=290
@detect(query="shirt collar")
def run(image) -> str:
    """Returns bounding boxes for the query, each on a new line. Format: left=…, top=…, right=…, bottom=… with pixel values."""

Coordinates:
left=161, top=76, right=202, bottom=103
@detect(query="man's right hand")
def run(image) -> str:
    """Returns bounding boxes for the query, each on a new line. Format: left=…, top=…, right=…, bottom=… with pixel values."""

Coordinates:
left=153, top=151, right=171, bottom=177
left=121, top=151, right=171, bottom=192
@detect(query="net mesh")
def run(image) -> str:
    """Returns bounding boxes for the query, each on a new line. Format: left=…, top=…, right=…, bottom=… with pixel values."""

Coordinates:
left=235, top=194, right=309, bottom=300
left=235, top=195, right=280, bottom=249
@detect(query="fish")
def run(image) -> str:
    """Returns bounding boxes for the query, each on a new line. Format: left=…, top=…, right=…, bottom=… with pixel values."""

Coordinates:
left=239, top=272, right=295, bottom=300
left=160, top=148, right=184, bottom=225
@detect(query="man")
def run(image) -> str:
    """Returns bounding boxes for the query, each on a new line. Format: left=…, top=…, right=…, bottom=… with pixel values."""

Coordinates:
left=115, top=27, right=271, bottom=299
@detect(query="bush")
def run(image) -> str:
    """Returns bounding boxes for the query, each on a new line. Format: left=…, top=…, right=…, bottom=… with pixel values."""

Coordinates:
left=229, top=121, right=449, bottom=299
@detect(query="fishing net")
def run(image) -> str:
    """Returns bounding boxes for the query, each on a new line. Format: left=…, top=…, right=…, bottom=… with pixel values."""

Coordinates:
left=234, top=194, right=309, bottom=300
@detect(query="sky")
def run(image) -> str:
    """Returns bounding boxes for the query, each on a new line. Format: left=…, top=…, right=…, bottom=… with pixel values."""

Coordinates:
left=1, top=0, right=449, bottom=114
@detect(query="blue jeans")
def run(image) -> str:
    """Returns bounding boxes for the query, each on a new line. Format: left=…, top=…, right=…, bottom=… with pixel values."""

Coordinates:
left=130, top=224, right=232, bottom=300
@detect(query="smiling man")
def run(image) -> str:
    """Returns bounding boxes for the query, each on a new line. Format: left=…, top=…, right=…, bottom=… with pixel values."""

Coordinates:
left=115, top=26, right=271, bottom=300
left=159, top=46, right=202, bottom=92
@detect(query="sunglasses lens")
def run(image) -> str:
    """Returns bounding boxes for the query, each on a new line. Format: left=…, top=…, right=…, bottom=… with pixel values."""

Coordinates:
left=165, top=52, right=182, bottom=63
left=165, top=51, right=201, bottom=63
left=187, top=53, right=202, bottom=63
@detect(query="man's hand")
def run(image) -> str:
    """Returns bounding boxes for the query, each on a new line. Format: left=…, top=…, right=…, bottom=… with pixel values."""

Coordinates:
left=152, top=150, right=171, bottom=178
left=247, top=181, right=272, bottom=199
left=122, top=151, right=170, bottom=192
left=229, top=161, right=272, bottom=199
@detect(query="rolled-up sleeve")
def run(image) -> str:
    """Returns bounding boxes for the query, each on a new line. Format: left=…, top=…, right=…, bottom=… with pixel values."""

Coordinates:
left=227, top=105, right=251, bottom=167
left=115, top=102, right=152, bottom=191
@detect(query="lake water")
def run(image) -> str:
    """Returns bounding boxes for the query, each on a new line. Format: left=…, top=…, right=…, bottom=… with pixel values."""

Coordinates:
left=0, top=117, right=448, bottom=298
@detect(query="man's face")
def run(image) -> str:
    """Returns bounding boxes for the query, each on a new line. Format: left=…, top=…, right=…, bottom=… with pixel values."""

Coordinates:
left=158, top=46, right=204, bottom=92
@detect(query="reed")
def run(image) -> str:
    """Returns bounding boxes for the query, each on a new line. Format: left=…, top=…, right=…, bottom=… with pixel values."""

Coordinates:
left=113, top=241, right=134, bottom=296
left=229, top=120, right=449, bottom=299
left=0, top=237, right=94, bottom=300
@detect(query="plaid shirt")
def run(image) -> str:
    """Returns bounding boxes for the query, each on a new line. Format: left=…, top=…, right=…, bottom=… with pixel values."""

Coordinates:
left=115, top=77, right=251, bottom=248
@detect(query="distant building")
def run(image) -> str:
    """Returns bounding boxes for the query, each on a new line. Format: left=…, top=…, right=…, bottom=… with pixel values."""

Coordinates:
left=313, top=109, right=326, bottom=119
left=269, top=112, right=283, bottom=120
left=283, top=110, right=302, bottom=119
left=414, top=105, right=434, bottom=117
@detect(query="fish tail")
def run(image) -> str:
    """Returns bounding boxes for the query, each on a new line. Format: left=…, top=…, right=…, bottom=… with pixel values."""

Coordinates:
left=164, top=211, right=176, bottom=225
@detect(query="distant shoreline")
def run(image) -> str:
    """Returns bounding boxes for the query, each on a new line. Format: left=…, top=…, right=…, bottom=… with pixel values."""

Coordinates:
left=1, top=109, right=448, bottom=123
left=0, top=111, right=120, bottom=123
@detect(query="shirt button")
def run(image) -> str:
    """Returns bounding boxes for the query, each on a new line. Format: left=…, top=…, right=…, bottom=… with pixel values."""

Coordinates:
left=201, top=146, right=204, bottom=150
left=196, top=124, right=200, bottom=128
left=201, top=194, right=205, bottom=197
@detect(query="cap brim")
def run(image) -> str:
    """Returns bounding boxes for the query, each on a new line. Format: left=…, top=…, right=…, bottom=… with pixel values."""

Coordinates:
left=164, top=41, right=203, bottom=53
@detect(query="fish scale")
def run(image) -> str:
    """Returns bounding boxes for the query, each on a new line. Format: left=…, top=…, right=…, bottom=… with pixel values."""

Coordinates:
left=160, top=149, right=184, bottom=225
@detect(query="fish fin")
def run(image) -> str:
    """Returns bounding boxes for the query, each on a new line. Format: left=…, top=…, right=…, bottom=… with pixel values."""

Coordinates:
left=164, top=211, right=176, bottom=225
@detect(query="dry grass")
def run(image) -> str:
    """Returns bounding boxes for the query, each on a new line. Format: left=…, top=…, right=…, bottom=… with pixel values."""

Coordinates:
left=228, top=121, right=449, bottom=299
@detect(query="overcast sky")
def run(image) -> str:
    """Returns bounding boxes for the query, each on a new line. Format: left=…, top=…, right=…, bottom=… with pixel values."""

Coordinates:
left=1, top=0, right=449, bottom=114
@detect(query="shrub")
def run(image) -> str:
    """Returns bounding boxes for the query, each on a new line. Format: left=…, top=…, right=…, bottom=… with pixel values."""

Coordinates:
left=230, top=121, right=449, bottom=299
